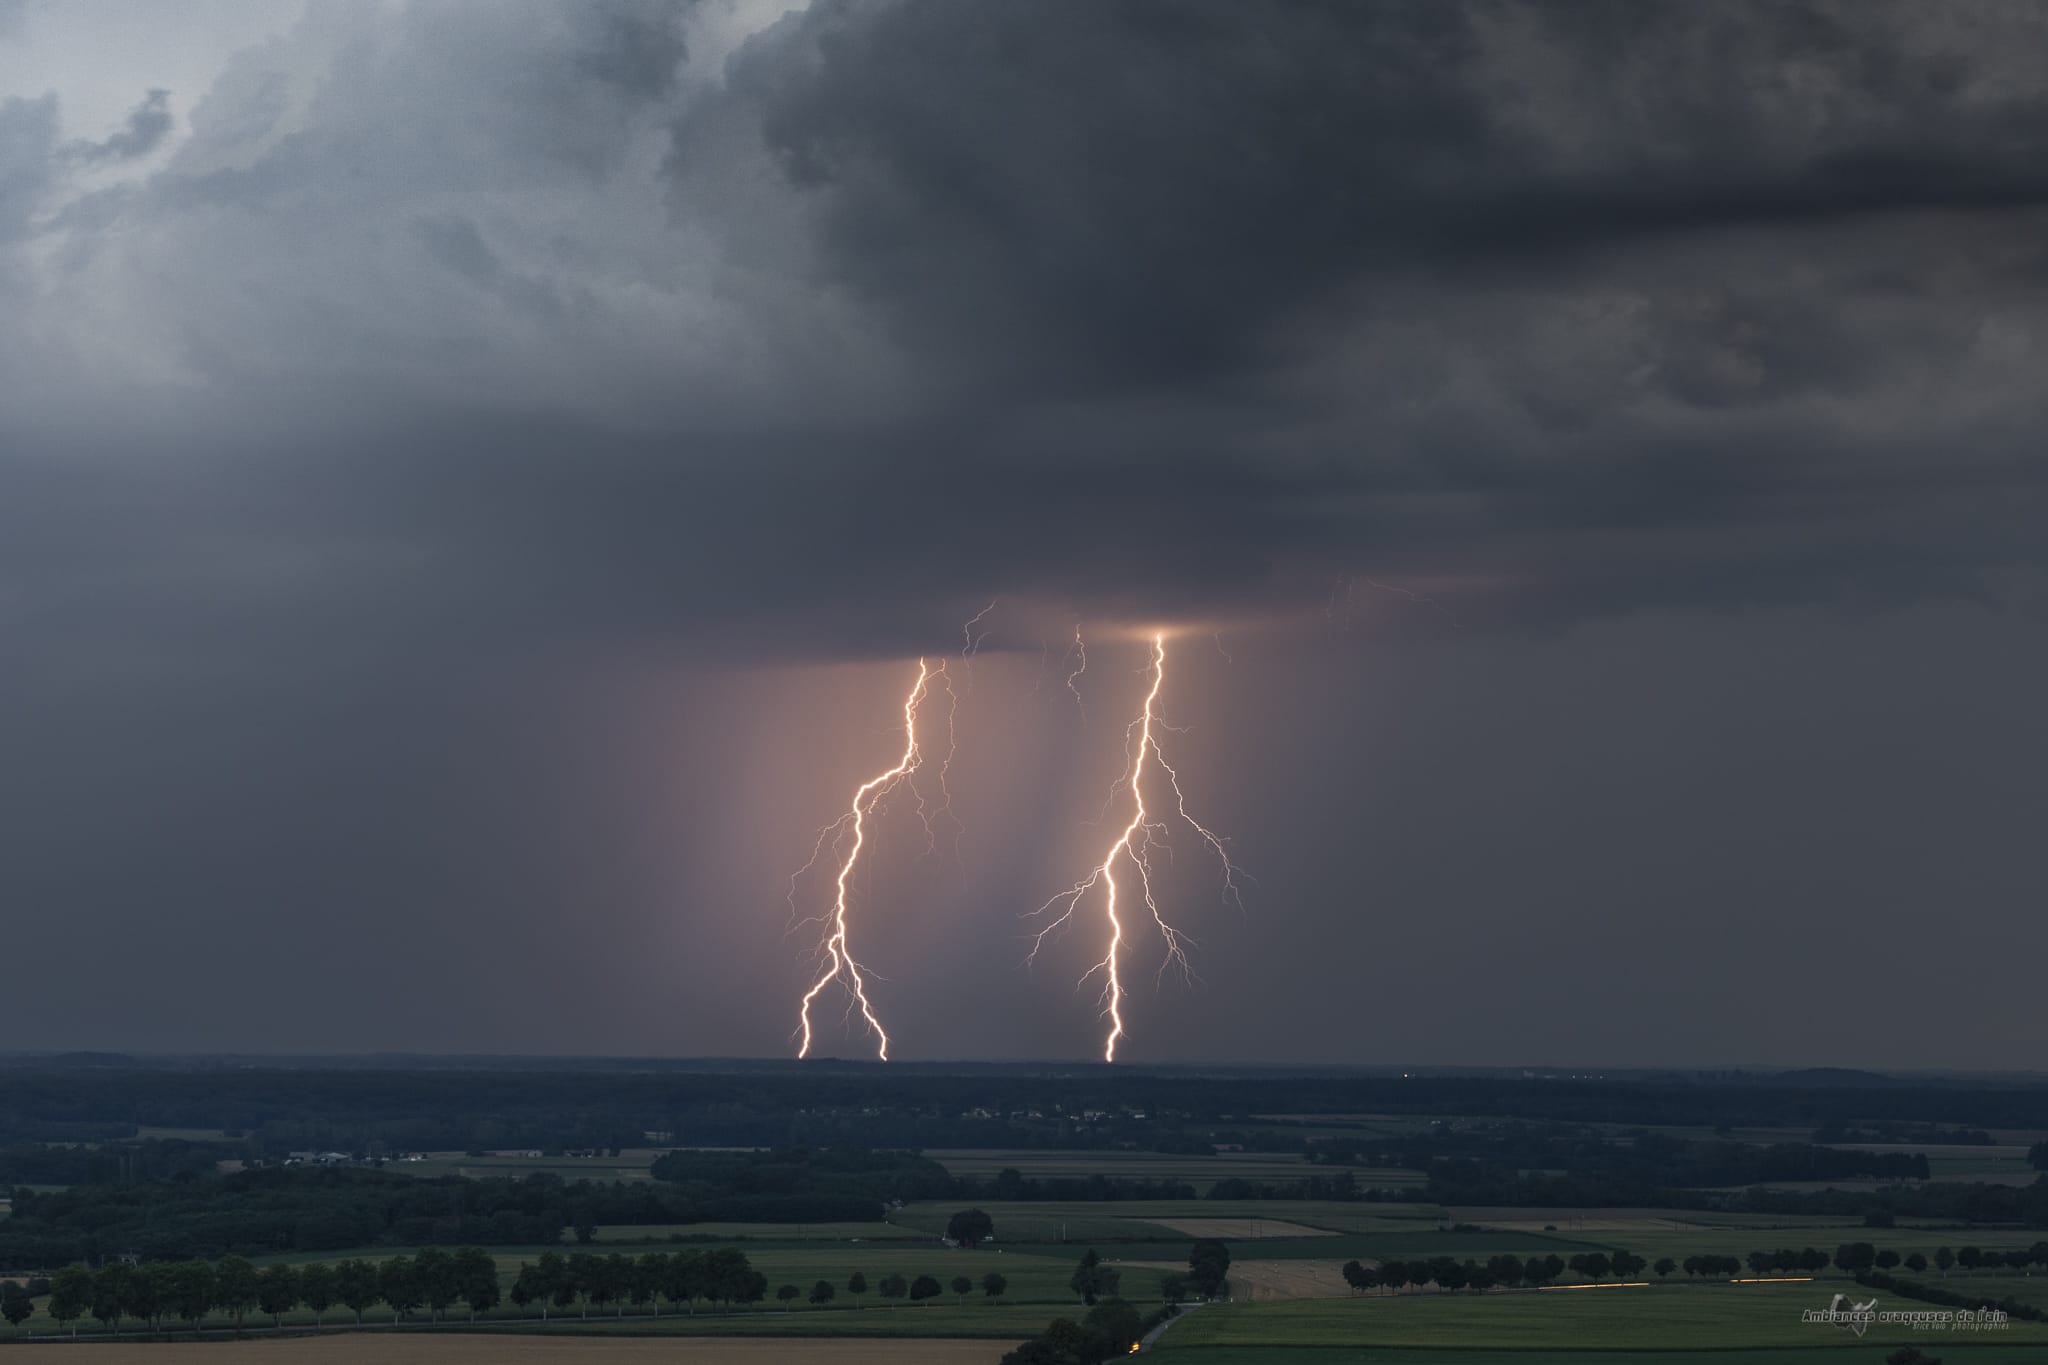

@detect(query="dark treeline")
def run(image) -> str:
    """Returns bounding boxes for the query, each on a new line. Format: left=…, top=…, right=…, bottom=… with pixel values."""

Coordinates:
left=4, top=1064, right=2047, bottom=1157
left=1321, top=1127, right=1930, bottom=1185
left=4, top=1245, right=790, bottom=1338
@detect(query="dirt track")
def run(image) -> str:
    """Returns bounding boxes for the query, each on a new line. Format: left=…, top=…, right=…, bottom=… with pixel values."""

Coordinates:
left=4, top=1336, right=1014, bottom=1364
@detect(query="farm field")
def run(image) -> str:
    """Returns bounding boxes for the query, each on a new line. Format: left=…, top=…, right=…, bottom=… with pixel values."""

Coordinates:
left=394, top=1151, right=664, bottom=1182
left=590, top=1222, right=925, bottom=1245
left=1152, top=1280, right=2048, bottom=1353
left=893, top=1199, right=1446, bottom=1244
left=2, top=1336, right=1015, bottom=1364
left=921, top=1149, right=1425, bottom=1190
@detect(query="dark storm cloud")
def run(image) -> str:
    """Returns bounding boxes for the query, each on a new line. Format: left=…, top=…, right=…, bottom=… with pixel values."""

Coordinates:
left=2, top=1, right=2046, bottom=1063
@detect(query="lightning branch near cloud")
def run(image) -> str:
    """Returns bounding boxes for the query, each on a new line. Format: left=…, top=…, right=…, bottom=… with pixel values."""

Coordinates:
left=1026, top=632, right=1244, bottom=1062
left=788, top=658, right=938, bottom=1061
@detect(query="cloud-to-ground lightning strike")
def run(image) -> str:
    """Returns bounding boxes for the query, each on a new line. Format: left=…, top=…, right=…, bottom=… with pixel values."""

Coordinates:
left=789, top=659, right=934, bottom=1061
left=1027, top=633, right=1244, bottom=1062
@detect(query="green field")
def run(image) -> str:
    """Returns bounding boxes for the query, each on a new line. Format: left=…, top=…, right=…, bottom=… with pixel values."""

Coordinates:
left=393, top=1151, right=662, bottom=1182
left=1154, top=1281, right=2048, bottom=1354
left=591, top=1221, right=929, bottom=1244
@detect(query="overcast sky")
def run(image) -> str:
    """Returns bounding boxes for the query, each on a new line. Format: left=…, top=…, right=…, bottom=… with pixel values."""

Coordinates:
left=3, top=0, right=2044, bottom=1068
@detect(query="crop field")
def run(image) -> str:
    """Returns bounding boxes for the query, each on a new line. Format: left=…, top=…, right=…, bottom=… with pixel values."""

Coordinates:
left=393, top=1151, right=664, bottom=1182
left=1152, top=1280, right=2048, bottom=1354
left=590, top=1222, right=925, bottom=1245
left=922, top=1149, right=1425, bottom=1190
left=893, top=1199, right=1446, bottom=1244
left=2, top=1336, right=1016, bottom=1363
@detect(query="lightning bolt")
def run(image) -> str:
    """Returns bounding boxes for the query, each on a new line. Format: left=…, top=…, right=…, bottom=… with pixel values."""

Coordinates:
left=1027, top=633, right=1244, bottom=1062
left=1060, top=624, right=1088, bottom=721
left=791, top=659, right=933, bottom=1061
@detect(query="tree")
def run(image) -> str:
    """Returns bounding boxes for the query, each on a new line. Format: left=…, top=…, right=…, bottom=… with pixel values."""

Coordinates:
left=1609, top=1251, right=1644, bottom=1280
left=1934, top=1246, right=1955, bottom=1275
left=1653, top=1258, right=1676, bottom=1280
left=1380, top=1259, right=1411, bottom=1292
left=878, top=1273, right=908, bottom=1304
left=1071, top=1249, right=1121, bottom=1306
left=93, top=1262, right=134, bottom=1334
left=1082, top=1298, right=1144, bottom=1358
left=1957, top=1247, right=1983, bottom=1271
left=663, top=1251, right=702, bottom=1315
left=810, top=1279, right=836, bottom=1307
left=412, top=1247, right=458, bottom=1322
left=379, top=1256, right=422, bottom=1323
left=982, top=1271, right=1007, bottom=1304
left=777, top=1284, right=800, bottom=1307
left=335, top=1259, right=381, bottom=1325
left=299, top=1263, right=335, bottom=1326
left=1876, top=1249, right=1901, bottom=1272
left=131, top=1261, right=172, bottom=1331
left=216, top=1255, right=259, bottom=1330
left=1, top=1280, right=33, bottom=1333
left=951, top=1275, right=973, bottom=1302
left=511, top=1266, right=541, bottom=1319
left=49, top=1265, right=93, bottom=1338
left=1835, top=1243, right=1877, bottom=1275
left=1905, top=1252, right=1929, bottom=1274
left=947, top=1208, right=996, bottom=1249
left=634, top=1252, right=667, bottom=1317
left=257, top=1263, right=300, bottom=1329
left=909, top=1274, right=943, bottom=1305
left=454, top=1246, right=499, bottom=1321
left=847, top=1270, right=868, bottom=1306
left=1189, top=1239, right=1231, bottom=1299
left=169, top=1260, right=218, bottom=1333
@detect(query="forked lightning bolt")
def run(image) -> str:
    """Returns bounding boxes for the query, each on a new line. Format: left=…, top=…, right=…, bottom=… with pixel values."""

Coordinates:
left=1027, top=633, right=1244, bottom=1062
left=790, top=659, right=934, bottom=1060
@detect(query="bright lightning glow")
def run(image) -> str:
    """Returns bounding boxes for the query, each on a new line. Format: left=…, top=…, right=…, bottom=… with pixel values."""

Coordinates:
left=1027, top=633, right=1243, bottom=1062
left=791, top=659, right=933, bottom=1061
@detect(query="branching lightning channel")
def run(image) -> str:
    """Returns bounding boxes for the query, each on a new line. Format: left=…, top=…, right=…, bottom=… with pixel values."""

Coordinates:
left=1026, top=633, right=1244, bottom=1062
left=790, top=659, right=933, bottom=1061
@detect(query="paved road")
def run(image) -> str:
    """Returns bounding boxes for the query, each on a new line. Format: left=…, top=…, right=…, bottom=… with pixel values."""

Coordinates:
left=1138, top=1301, right=1203, bottom=1352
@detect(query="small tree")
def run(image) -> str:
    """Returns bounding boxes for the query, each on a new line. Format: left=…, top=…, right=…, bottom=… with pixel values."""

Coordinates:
left=1071, top=1249, right=1121, bottom=1306
left=379, top=1257, right=422, bottom=1323
left=92, top=1262, right=134, bottom=1334
left=1, top=1280, right=33, bottom=1333
left=1905, top=1252, right=1928, bottom=1274
left=1875, top=1249, right=1901, bottom=1272
left=257, top=1263, right=300, bottom=1329
left=49, top=1265, right=94, bottom=1338
left=947, top=1208, right=996, bottom=1249
left=810, top=1279, right=835, bottom=1307
left=951, top=1275, right=973, bottom=1302
left=412, top=1247, right=458, bottom=1322
left=909, top=1274, right=943, bottom=1305
left=170, top=1260, right=218, bottom=1334
left=981, top=1271, right=1007, bottom=1304
left=454, top=1247, right=499, bottom=1322
left=1653, top=1258, right=1676, bottom=1280
left=847, top=1271, right=868, bottom=1307
left=878, top=1273, right=908, bottom=1304
left=335, top=1259, right=381, bottom=1325
left=1189, top=1240, right=1230, bottom=1299
left=1934, top=1246, right=1955, bottom=1275
left=216, top=1255, right=259, bottom=1330
left=777, top=1284, right=800, bottom=1307
left=299, top=1263, right=335, bottom=1326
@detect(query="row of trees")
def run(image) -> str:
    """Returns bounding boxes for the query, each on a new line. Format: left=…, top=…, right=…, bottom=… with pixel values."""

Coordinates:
left=1332, top=1240, right=2048, bottom=1298
left=1338, top=1252, right=1639, bottom=1295
left=776, top=1272, right=1004, bottom=1308
left=7, top=1247, right=502, bottom=1337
